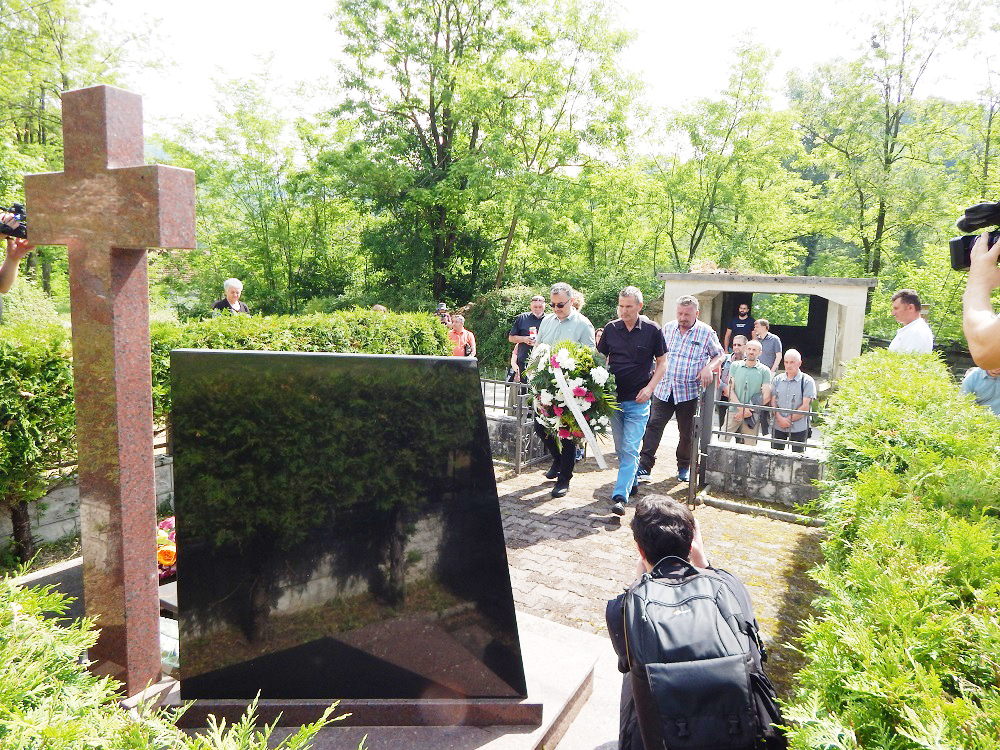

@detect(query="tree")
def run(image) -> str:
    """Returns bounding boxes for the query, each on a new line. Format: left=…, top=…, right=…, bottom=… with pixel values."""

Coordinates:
left=330, top=0, right=634, bottom=302
left=790, top=0, right=976, bottom=277
left=646, top=43, right=812, bottom=274
left=156, top=69, right=363, bottom=315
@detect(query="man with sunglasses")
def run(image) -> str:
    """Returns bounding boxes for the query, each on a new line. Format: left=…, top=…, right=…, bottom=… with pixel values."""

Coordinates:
left=534, top=282, right=595, bottom=497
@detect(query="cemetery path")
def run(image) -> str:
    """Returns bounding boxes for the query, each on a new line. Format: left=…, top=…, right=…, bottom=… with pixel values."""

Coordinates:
left=496, top=429, right=825, bottom=701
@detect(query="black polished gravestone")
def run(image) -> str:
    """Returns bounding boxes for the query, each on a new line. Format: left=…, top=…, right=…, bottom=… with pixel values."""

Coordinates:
left=170, top=350, right=536, bottom=727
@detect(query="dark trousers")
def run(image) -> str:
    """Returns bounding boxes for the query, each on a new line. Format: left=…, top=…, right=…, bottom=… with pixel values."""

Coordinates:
left=638, top=393, right=697, bottom=472
left=534, top=422, right=576, bottom=481
left=771, top=428, right=807, bottom=453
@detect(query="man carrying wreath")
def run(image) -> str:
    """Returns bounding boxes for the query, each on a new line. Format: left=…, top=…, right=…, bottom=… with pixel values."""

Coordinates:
left=597, top=287, right=666, bottom=516
left=533, top=282, right=595, bottom=497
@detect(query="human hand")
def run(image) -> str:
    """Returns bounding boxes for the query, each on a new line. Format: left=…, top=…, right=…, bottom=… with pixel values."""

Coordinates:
left=699, top=365, right=715, bottom=387
left=689, top=519, right=709, bottom=568
left=968, top=232, right=1000, bottom=294
left=776, top=414, right=791, bottom=429
left=5, top=236, right=33, bottom=261
left=635, top=384, right=653, bottom=403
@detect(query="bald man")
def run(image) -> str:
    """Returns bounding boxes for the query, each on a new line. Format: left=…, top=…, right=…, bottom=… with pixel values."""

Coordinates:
left=769, top=349, right=816, bottom=453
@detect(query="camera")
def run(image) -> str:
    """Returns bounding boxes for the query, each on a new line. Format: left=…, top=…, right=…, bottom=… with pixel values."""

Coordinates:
left=0, top=203, right=27, bottom=239
left=950, top=201, right=1000, bottom=271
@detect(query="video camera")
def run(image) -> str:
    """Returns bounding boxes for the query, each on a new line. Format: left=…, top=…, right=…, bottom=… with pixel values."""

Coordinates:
left=0, top=203, right=27, bottom=239
left=950, top=202, right=1000, bottom=271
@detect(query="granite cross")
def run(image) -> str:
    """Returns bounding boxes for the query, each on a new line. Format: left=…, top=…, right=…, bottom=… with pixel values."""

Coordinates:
left=24, top=85, right=195, bottom=695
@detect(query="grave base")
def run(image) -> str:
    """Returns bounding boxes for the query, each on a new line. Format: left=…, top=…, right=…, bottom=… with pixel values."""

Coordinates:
left=126, top=612, right=594, bottom=750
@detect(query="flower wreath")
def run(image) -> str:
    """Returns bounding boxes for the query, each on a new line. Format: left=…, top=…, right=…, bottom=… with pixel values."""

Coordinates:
left=156, top=516, right=177, bottom=581
left=524, top=340, right=618, bottom=447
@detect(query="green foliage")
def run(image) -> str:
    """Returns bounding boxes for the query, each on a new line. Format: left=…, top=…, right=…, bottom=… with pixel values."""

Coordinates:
left=785, top=350, right=1000, bottom=749
left=0, top=323, right=75, bottom=559
left=151, top=310, right=450, bottom=420
left=461, top=286, right=540, bottom=374
left=0, top=575, right=355, bottom=748
left=0, top=278, right=60, bottom=327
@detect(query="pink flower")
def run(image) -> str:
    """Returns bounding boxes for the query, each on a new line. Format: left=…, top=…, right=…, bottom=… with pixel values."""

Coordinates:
left=584, top=392, right=596, bottom=402
left=571, top=430, right=583, bottom=438
left=558, top=428, right=571, bottom=439
left=553, top=406, right=564, bottom=416
left=572, top=386, right=586, bottom=398
left=550, top=356, right=559, bottom=368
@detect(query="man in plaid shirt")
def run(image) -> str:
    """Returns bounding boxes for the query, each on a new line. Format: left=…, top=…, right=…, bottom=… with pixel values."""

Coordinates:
left=636, top=295, right=724, bottom=483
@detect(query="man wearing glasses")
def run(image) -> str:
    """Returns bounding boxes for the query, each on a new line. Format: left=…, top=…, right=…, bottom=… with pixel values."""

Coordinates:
left=534, top=282, right=596, bottom=497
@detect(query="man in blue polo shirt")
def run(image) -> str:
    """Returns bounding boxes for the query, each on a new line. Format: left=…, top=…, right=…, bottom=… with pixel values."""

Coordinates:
left=597, top=287, right=667, bottom=516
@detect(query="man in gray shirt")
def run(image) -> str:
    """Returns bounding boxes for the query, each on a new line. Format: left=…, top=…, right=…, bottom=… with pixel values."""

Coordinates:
left=753, top=319, right=782, bottom=436
left=770, top=349, right=816, bottom=453
left=533, top=282, right=596, bottom=497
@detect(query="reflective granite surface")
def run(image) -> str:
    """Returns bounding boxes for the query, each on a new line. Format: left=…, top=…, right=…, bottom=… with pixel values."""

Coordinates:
left=171, top=351, right=526, bottom=700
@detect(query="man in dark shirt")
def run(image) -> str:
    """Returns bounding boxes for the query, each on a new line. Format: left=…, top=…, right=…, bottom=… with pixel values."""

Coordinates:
left=597, top=287, right=667, bottom=516
left=507, top=294, right=546, bottom=380
left=722, top=302, right=754, bottom=352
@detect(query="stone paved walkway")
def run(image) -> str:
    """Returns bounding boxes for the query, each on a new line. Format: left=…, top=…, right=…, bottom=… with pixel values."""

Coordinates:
left=496, top=428, right=825, bottom=698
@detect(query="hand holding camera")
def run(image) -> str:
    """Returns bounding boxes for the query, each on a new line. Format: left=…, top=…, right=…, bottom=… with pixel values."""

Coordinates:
left=962, top=225, right=1000, bottom=369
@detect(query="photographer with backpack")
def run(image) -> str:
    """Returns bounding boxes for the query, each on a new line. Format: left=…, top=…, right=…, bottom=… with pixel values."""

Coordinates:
left=605, top=495, right=786, bottom=750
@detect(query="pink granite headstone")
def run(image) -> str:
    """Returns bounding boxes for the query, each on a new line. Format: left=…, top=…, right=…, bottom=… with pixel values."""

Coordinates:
left=24, top=85, right=195, bottom=694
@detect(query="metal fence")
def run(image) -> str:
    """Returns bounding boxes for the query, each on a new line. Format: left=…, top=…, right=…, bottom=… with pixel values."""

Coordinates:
left=479, top=378, right=548, bottom=474
left=689, top=379, right=821, bottom=505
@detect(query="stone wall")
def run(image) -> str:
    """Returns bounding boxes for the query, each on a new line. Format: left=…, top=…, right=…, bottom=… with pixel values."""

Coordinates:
left=703, top=443, right=822, bottom=507
left=0, top=455, right=175, bottom=546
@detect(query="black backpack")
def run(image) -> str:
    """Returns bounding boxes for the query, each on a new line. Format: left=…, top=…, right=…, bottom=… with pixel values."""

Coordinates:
left=623, top=557, right=787, bottom=750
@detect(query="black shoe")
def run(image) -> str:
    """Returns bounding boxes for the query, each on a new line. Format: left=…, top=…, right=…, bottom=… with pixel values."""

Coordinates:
left=544, top=462, right=560, bottom=480
left=636, top=467, right=651, bottom=481
left=551, top=481, right=569, bottom=498
left=629, top=483, right=639, bottom=498
left=611, top=496, right=626, bottom=516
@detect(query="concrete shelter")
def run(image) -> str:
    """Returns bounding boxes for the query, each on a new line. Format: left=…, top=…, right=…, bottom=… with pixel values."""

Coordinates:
left=657, top=273, right=876, bottom=379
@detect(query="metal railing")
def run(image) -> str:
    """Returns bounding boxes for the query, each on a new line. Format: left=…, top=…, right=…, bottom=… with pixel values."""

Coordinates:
left=689, top=378, right=820, bottom=504
left=479, top=378, right=548, bottom=474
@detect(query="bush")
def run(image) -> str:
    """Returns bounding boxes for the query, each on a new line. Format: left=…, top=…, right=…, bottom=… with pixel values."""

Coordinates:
left=0, top=323, right=76, bottom=561
left=0, top=574, right=353, bottom=748
left=151, top=310, right=451, bottom=419
left=0, top=278, right=60, bottom=327
left=785, top=350, right=1000, bottom=749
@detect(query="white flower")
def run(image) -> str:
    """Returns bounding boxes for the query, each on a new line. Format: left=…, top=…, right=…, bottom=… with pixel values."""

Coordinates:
left=539, top=390, right=554, bottom=405
left=555, top=348, right=576, bottom=371
left=567, top=376, right=585, bottom=390
left=590, top=366, right=610, bottom=387
left=579, top=399, right=592, bottom=411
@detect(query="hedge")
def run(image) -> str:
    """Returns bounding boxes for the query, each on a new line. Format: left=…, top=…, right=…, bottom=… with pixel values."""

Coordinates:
left=0, top=323, right=76, bottom=561
left=785, top=350, right=1000, bottom=749
left=0, top=311, right=449, bottom=560
left=150, top=310, right=451, bottom=420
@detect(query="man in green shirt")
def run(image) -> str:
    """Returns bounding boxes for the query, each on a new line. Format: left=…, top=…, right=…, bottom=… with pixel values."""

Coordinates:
left=725, top=339, right=772, bottom=446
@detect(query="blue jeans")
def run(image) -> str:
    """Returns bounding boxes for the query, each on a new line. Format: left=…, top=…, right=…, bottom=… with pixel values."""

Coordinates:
left=610, top=399, right=651, bottom=499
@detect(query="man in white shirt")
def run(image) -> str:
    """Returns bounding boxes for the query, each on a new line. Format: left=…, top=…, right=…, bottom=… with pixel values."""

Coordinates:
left=888, top=289, right=934, bottom=353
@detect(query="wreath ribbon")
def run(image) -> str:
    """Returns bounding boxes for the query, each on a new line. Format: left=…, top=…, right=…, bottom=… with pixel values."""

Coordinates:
left=551, top=364, right=608, bottom=469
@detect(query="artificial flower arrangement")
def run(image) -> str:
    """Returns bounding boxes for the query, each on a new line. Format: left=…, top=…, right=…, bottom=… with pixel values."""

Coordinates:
left=156, top=516, right=177, bottom=581
left=524, top=340, right=618, bottom=446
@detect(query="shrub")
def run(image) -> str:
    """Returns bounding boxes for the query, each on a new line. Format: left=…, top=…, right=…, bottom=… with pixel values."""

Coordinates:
left=0, top=278, right=60, bottom=327
left=0, top=574, right=353, bottom=748
left=0, top=323, right=76, bottom=561
left=151, top=310, right=450, bottom=419
left=785, top=350, right=1000, bottom=749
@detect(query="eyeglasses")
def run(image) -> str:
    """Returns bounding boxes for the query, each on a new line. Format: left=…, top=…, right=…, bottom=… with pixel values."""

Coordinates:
left=551, top=300, right=569, bottom=309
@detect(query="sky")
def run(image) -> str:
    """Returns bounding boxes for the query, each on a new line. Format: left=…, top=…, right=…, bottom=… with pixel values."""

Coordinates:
left=93, top=0, right=991, bottom=133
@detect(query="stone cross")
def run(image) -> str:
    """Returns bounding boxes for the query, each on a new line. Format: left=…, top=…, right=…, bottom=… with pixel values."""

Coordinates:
left=24, top=85, right=195, bottom=695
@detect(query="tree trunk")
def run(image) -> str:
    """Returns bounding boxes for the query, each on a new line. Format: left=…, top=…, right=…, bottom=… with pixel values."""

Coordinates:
left=386, top=508, right=406, bottom=606
left=494, top=214, right=519, bottom=290
left=10, top=501, right=35, bottom=562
